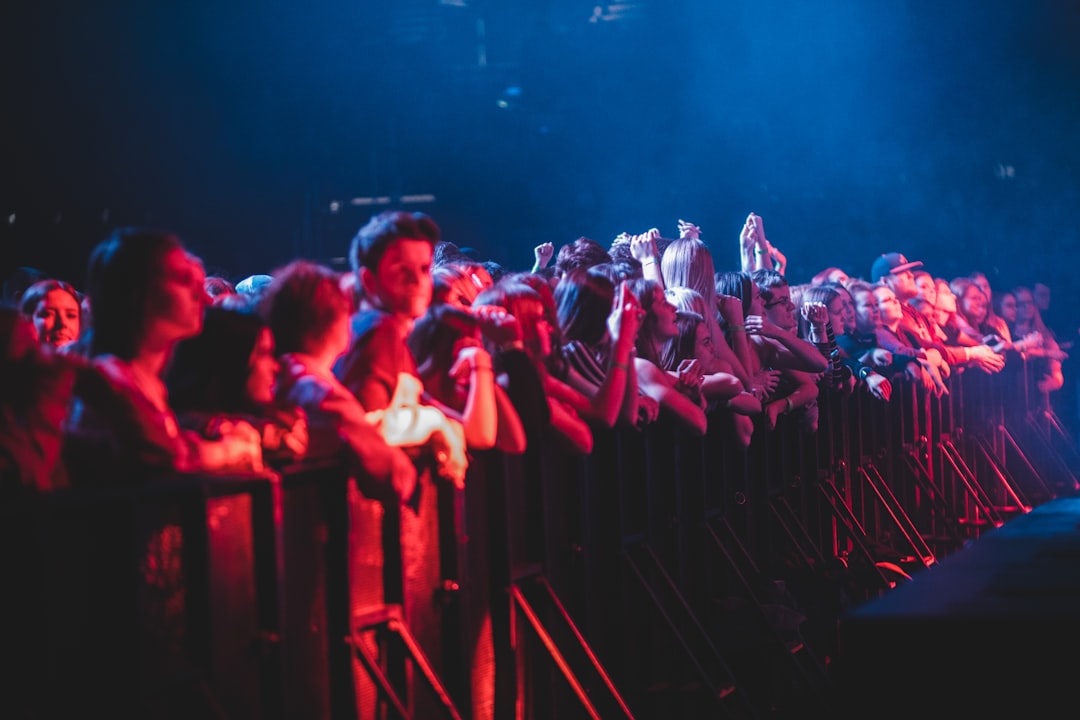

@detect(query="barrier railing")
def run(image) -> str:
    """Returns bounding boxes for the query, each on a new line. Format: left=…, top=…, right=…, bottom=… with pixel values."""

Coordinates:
left=9, top=359, right=1079, bottom=719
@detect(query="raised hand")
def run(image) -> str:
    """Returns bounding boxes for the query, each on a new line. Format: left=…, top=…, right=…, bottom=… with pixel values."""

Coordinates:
left=473, top=304, right=522, bottom=346
left=449, top=344, right=494, bottom=381
left=629, top=229, right=661, bottom=264
left=801, top=301, right=828, bottom=325
left=677, top=219, right=701, bottom=241
left=740, top=213, right=759, bottom=253
left=533, top=242, right=554, bottom=270
left=716, top=294, right=744, bottom=326
left=608, top=283, right=643, bottom=347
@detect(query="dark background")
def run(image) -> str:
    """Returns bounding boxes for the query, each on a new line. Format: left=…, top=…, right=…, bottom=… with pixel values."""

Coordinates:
left=2, top=0, right=1079, bottom=313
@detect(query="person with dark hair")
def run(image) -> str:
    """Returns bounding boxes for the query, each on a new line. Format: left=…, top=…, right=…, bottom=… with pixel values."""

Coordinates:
left=19, top=278, right=82, bottom=349
left=474, top=278, right=593, bottom=454
left=65, top=227, right=263, bottom=482
left=166, top=305, right=308, bottom=466
left=431, top=261, right=493, bottom=310
left=553, top=236, right=612, bottom=279
left=408, top=302, right=526, bottom=453
left=337, top=209, right=468, bottom=485
left=749, top=269, right=827, bottom=430
left=555, top=268, right=651, bottom=429
left=262, top=259, right=417, bottom=501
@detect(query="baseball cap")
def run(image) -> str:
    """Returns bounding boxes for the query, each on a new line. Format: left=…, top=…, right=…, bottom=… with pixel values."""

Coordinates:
left=871, top=252, right=923, bottom=282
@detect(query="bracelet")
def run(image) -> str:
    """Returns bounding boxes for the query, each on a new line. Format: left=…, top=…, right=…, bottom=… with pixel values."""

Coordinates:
left=730, top=325, right=746, bottom=332
left=611, top=360, right=631, bottom=372
left=642, top=258, right=656, bottom=266
left=471, top=365, right=494, bottom=374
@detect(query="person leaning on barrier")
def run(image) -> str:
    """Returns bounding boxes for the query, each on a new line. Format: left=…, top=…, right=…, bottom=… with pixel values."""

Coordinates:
left=749, top=269, right=826, bottom=431
left=626, top=277, right=709, bottom=437
left=872, top=252, right=1004, bottom=379
left=166, top=304, right=309, bottom=468
left=335, top=209, right=469, bottom=487
left=841, top=280, right=923, bottom=389
left=64, top=228, right=265, bottom=484
left=555, top=268, right=652, bottom=430
left=473, top=277, right=594, bottom=455
left=262, top=259, right=417, bottom=503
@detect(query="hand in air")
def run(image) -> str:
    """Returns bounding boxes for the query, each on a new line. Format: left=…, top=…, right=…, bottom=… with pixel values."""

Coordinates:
left=533, top=242, right=554, bottom=268
left=677, top=219, right=701, bottom=241
left=473, top=304, right=522, bottom=346
left=629, top=229, right=661, bottom=264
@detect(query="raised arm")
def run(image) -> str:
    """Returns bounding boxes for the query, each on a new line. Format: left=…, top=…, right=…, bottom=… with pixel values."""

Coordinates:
left=630, top=229, right=664, bottom=289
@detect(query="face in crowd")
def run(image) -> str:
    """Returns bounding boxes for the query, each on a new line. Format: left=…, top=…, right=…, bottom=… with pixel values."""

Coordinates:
left=30, top=287, right=81, bottom=348
left=763, top=284, right=797, bottom=332
left=873, top=286, right=903, bottom=326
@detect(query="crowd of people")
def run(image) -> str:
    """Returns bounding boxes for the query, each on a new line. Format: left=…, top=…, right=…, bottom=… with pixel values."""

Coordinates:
left=1, top=210, right=1072, bottom=501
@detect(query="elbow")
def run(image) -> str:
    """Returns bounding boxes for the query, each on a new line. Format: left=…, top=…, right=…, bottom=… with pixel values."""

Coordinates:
left=465, top=424, right=498, bottom=451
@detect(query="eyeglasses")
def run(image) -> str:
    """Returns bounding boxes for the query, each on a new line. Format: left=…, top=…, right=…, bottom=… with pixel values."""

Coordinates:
left=764, top=297, right=795, bottom=310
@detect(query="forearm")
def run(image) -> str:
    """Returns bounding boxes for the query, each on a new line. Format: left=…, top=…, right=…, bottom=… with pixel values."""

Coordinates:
left=773, top=334, right=830, bottom=373
left=459, top=366, right=499, bottom=449
left=640, top=257, right=664, bottom=288
left=767, top=374, right=819, bottom=414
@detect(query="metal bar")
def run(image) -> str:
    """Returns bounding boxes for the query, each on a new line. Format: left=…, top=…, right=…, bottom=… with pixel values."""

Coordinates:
left=510, top=585, right=604, bottom=720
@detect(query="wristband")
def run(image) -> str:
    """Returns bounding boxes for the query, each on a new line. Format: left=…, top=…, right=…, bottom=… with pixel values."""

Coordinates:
left=612, top=361, right=631, bottom=372
left=730, top=325, right=746, bottom=332
left=785, top=397, right=794, bottom=413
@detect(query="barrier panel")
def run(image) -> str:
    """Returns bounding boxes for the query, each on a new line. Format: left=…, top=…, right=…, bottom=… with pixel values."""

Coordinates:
left=1, top=470, right=277, bottom=720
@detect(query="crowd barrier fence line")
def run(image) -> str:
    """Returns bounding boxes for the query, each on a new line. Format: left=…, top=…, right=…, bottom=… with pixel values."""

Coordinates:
left=5, top=350, right=1079, bottom=719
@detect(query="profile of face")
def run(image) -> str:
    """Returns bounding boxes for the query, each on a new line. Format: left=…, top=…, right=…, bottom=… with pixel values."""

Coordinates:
left=935, top=280, right=957, bottom=311
left=885, top=269, right=917, bottom=301
left=31, top=288, right=81, bottom=348
left=245, top=327, right=279, bottom=405
left=825, top=295, right=849, bottom=337
left=650, top=285, right=679, bottom=340
left=853, top=290, right=881, bottom=333
left=997, top=293, right=1018, bottom=325
left=960, top=286, right=988, bottom=326
left=692, top=319, right=713, bottom=362
left=365, top=238, right=433, bottom=320
left=749, top=285, right=767, bottom=317
left=763, top=285, right=796, bottom=331
left=914, top=274, right=937, bottom=308
left=873, top=286, right=903, bottom=325
left=1033, top=283, right=1051, bottom=312
left=148, top=248, right=209, bottom=345
left=972, top=274, right=991, bottom=304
